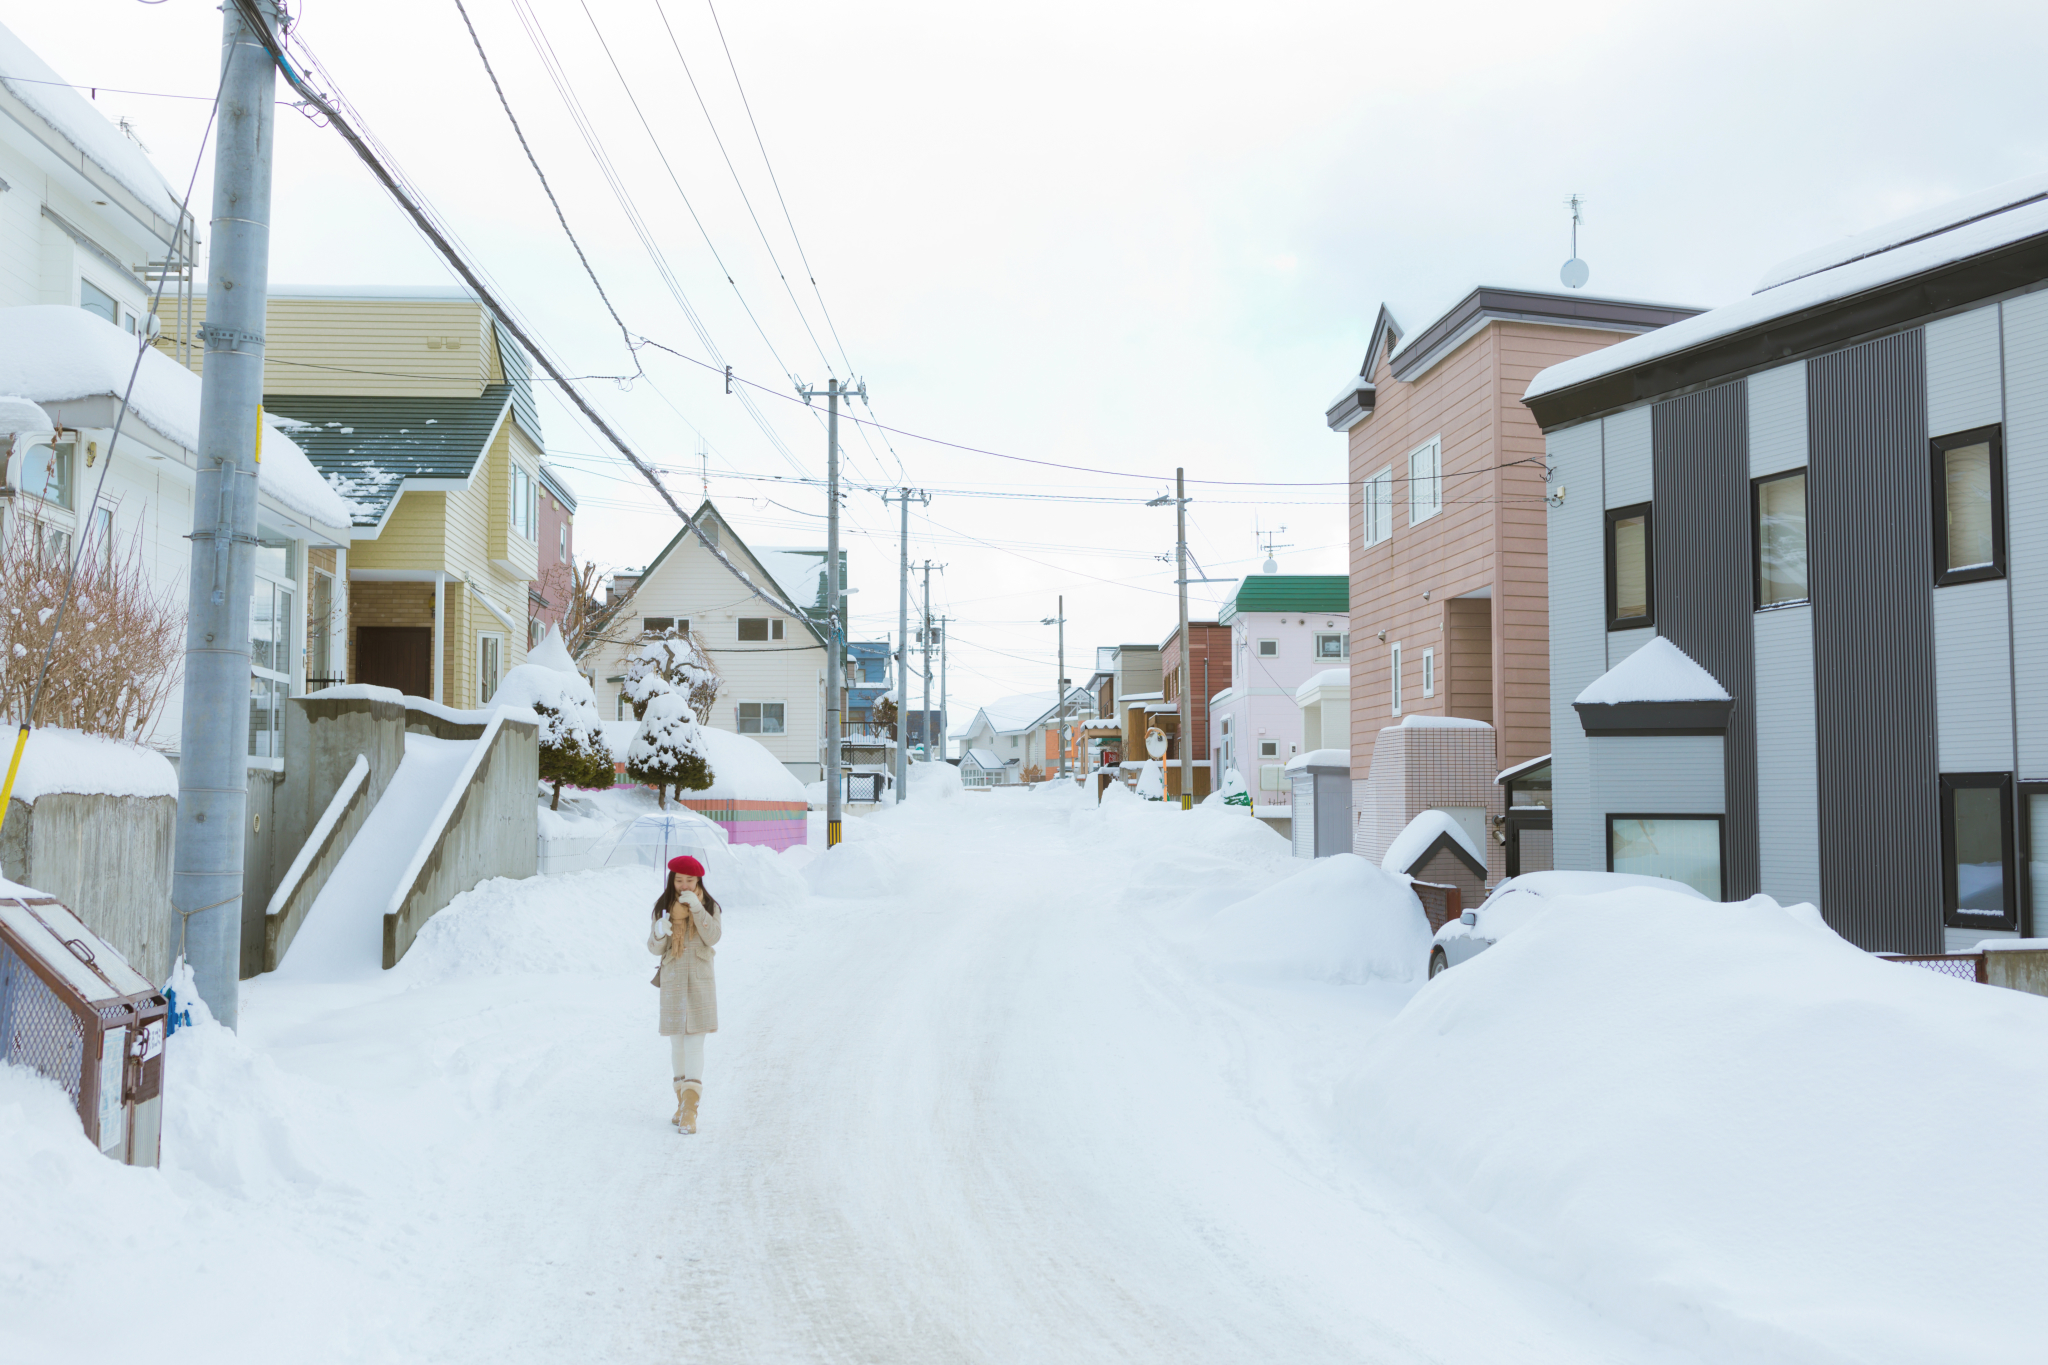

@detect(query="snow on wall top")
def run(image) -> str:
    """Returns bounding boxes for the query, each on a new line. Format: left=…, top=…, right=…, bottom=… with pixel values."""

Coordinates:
left=1398, top=714, right=1493, bottom=729
left=0, top=307, right=355, bottom=528
left=1284, top=747, right=1350, bottom=772
left=1525, top=189, right=2048, bottom=405
left=1294, top=668, right=1349, bottom=704
left=1574, top=636, right=1730, bottom=705
left=1382, top=807, right=1484, bottom=875
left=0, top=21, right=182, bottom=225
left=4, top=726, right=178, bottom=802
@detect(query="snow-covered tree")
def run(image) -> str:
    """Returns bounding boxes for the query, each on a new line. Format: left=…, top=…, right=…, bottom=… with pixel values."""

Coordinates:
left=492, top=632, right=615, bottom=809
left=625, top=691, right=715, bottom=809
left=621, top=629, right=720, bottom=723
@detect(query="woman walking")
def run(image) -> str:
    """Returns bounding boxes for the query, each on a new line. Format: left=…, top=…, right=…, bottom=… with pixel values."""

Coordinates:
left=648, top=854, right=721, bottom=1134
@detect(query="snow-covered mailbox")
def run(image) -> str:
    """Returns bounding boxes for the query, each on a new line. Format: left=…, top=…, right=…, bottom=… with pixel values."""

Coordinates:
left=0, top=882, right=168, bottom=1165
left=1286, top=749, right=1351, bottom=858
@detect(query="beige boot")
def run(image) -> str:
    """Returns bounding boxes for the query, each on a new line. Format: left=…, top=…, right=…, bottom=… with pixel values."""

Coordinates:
left=679, top=1079, right=702, bottom=1135
left=671, top=1079, right=686, bottom=1129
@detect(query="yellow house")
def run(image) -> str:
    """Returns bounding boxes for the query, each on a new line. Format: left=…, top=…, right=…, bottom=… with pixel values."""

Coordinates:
left=163, top=287, right=546, bottom=706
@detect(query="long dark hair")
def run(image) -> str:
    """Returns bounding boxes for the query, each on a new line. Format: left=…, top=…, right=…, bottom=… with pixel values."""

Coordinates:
left=652, top=872, right=720, bottom=921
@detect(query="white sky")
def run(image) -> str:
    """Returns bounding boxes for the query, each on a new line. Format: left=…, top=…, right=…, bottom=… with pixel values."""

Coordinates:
left=9, top=0, right=2047, bottom=725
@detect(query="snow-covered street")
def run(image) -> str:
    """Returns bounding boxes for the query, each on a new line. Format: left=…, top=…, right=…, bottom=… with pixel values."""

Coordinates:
left=7, top=782, right=2048, bottom=1364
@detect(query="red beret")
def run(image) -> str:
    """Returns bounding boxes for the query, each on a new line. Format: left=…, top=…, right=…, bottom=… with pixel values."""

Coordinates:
left=667, top=855, right=705, bottom=877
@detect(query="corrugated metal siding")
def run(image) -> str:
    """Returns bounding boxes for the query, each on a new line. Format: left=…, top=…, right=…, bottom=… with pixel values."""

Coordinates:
left=1603, top=404, right=1653, bottom=507
left=1606, top=626, right=1656, bottom=671
left=1652, top=383, right=1759, bottom=899
left=1926, top=304, right=2003, bottom=436
left=2004, top=292, right=2048, bottom=778
left=1932, top=579, right=2014, bottom=771
left=1809, top=331, right=1941, bottom=952
left=1547, top=419, right=1605, bottom=871
left=1748, top=362, right=1808, bottom=478
left=1753, top=605, right=1820, bottom=907
left=1588, top=735, right=1724, bottom=817
left=1291, top=770, right=1315, bottom=858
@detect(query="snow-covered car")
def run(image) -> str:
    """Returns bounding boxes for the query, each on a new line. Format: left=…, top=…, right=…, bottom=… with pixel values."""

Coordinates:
left=1427, top=870, right=1710, bottom=977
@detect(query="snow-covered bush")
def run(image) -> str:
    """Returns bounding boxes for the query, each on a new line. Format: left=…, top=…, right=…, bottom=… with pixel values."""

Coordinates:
left=625, top=691, right=714, bottom=808
left=1134, top=760, right=1165, bottom=800
left=492, top=658, right=615, bottom=809
left=621, top=629, right=720, bottom=723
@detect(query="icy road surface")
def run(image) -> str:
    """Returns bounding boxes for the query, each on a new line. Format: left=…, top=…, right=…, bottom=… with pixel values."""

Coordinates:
left=199, top=785, right=1685, bottom=1365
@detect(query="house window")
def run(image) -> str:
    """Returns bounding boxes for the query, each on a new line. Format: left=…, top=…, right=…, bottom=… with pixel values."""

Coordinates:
left=1259, top=740, right=1278, bottom=758
left=478, top=634, right=504, bottom=705
left=20, top=436, right=74, bottom=509
left=1422, top=647, right=1435, bottom=698
left=738, top=701, right=786, bottom=735
left=1389, top=642, right=1402, bottom=715
left=308, top=568, right=335, bottom=685
left=80, top=278, right=118, bottom=326
left=1315, top=633, right=1348, bottom=659
left=738, top=618, right=784, bottom=642
left=1753, top=470, right=1808, bottom=608
left=1408, top=436, right=1442, bottom=525
left=1931, top=425, right=2005, bottom=585
left=1605, top=502, right=1653, bottom=631
left=1942, top=773, right=2016, bottom=931
left=1607, top=814, right=1723, bottom=900
left=90, top=505, right=112, bottom=578
left=509, top=465, right=539, bottom=541
left=1362, top=467, right=1394, bottom=546
left=644, top=616, right=675, bottom=634
left=1257, top=639, right=1278, bottom=658
left=559, top=523, right=569, bottom=562
left=248, top=543, right=295, bottom=758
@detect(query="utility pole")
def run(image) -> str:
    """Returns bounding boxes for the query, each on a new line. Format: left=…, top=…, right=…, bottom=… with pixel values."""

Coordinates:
left=797, top=376, right=864, bottom=846
left=1041, top=597, right=1068, bottom=779
left=880, top=488, right=927, bottom=803
left=938, top=615, right=948, bottom=765
left=919, top=560, right=937, bottom=763
left=174, top=0, right=279, bottom=1028
left=1175, top=468, right=1191, bottom=809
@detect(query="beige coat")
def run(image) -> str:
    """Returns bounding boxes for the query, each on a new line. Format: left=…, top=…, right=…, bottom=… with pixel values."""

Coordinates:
left=648, top=894, right=720, bottom=1035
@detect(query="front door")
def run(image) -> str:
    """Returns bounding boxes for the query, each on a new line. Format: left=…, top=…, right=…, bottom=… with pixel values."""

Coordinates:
left=357, top=626, right=432, bottom=699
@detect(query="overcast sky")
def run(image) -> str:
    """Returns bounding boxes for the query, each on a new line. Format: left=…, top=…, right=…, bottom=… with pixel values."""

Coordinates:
left=11, top=0, right=2048, bottom=726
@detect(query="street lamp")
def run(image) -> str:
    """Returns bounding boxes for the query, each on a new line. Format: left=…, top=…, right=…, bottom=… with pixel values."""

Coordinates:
left=1042, top=598, right=1068, bottom=779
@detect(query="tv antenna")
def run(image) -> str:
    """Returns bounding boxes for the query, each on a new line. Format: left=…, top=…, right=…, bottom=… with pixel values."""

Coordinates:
left=1560, top=194, right=1589, bottom=289
left=1257, top=524, right=1292, bottom=574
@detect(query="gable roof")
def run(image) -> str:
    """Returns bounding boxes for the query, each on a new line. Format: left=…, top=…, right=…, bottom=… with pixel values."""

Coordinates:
left=491, top=318, right=543, bottom=449
left=1219, top=575, right=1350, bottom=622
left=1325, top=304, right=1401, bottom=431
left=264, top=386, right=515, bottom=529
left=624, top=499, right=826, bottom=646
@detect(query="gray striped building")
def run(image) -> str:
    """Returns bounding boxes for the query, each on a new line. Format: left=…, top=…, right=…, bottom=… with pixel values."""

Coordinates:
left=1523, top=179, right=2048, bottom=953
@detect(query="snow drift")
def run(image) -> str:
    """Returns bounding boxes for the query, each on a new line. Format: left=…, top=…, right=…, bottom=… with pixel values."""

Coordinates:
left=1201, top=853, right=1431, bottom=985
left=1344, top=888, right=2048, bottom=1364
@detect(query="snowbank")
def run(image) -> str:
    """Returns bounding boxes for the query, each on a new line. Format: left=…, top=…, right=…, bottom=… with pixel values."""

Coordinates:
left=689, top=727, right=807, bottom=802
left=0, top=307, right=353, bottom=528
left=1381, top=807, right=1483, bottom=873
left=1345, top=889, right=2048, bottom=1363
left=1200, top=854, right=1430, bottom=985
left=907, top=760, right=963, bottom=800
left=3, top=725, right=177, bottom=802
left=1575, top=635, right=1729, bottom=704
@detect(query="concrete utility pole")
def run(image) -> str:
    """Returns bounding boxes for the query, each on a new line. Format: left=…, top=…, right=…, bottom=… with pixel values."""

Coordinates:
left=174, top=0, right=280, bottom=1028
left=938, top=615, right=948, bottom=765
left=798, top=376, right=863, bottom=846
left=1175, top=468, right=1191, bottom=809
left=880, top=488, right=927, bottom=803
left=919, top=560, right=936, bottom=763
left=1042, top=598, right=1068, bottom=778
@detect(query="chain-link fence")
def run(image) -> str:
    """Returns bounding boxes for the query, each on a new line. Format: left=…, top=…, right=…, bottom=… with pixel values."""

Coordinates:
left=1879, top=952, right=1988, bottom=984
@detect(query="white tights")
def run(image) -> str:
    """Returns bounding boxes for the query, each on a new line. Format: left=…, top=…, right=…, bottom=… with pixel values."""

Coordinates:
left=669, top=1031, right=705, bottom=1082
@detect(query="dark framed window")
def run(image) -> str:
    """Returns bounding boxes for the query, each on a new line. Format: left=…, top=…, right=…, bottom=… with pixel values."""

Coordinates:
left=643, top=616, right=674, bottom=634
left=1941, top=772, right=2017, bottom=931
left=737, top=617, right=784, bottom=642
left=1604, top=503, right=1653, bottom=631
left=1752, top=469, right=1808, bottom=609
left=1606, top=813, right=1723, bottom=900
left=1930, top=425, right=2005, bottom=586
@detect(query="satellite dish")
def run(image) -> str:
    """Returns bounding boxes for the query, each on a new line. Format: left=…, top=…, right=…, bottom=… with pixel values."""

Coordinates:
left=1560, top=257, right=1590, bottom=289
left=1262, top=557, right=1278, bottom=574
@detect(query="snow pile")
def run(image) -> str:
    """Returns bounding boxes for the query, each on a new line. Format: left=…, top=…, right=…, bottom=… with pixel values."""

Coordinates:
left=1345, top=889, right=2048, bottom=1363
left=1199, top=854, right=1431, bottom=985
left=1283, top=747, right=1349, bottom=771
left=0, top=393, right=48, bottom=433
left=907, top=759, right=963, bottom=800
left=1381, top=808, right=1484, bottom=874
left=688, top=727, right=807, bottom=802
left=1575, top=635, right=1729, bottom=705
left=1133, top=760, right=1165, bottom=799
left=396, top=868, right=658, bottom=985
left=493, top=661, right=604, bottom=744
left=525, top=625, right=579, bottom=675
left=0, top=307, right=354, bottom=528
left=0, top=22, right=182, bottom=218
left=2, top=725, right=177, bottom=802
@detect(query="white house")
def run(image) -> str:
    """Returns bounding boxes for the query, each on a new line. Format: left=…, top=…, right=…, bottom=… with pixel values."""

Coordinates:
left=585, top=500, right=829, bottom=784
left=954, top=687, right=1096, bottom=782
left=1206, top=575, right=1351, bottom=802
left=0, top=25, right=352, bottom=753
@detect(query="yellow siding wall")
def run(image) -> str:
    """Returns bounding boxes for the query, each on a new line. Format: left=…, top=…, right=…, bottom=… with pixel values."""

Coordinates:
left=159, top=296, right=491, bottom=397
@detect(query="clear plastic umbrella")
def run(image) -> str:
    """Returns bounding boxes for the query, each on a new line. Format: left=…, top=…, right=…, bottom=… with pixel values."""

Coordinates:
left=601, top=810, right=729, bottom=871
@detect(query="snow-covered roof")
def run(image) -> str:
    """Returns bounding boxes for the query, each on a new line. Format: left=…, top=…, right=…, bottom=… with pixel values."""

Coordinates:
left=0, top=22, right=182, bottom=226
left=1526, top=182, right=2048, bottom=407
left=962, top=747, right=1005, bottom=770
left=971, top=689, right=1091, bottom=735
left=1382, top=808, right=1485, bottom=876
left=1390, top=714, right=1494, bottom=730
left=1575, top=637, right=1729, bottom=706
left=1284, top=747, right=1349, bottom=772
left=1294, top=668, right=1349, bottom=705
left=0, top=306, right=352, bottom=529
left=1496, top=752, right=1552, bottom=785
left=753, top=547, right=832, bottom=617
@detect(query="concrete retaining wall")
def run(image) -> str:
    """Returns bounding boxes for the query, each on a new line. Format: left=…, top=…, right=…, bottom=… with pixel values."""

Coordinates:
left=382, top=713, right=538, bottom=968
left=1, top=792, right=177, bottom=985
left=263, top=758, right=372, bottom=971
left=1985, top=947, right=2048, bottom=998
